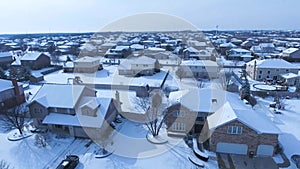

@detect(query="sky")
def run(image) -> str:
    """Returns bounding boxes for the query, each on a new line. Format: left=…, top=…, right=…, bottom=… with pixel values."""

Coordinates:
left=0, top=0, right=300, bottom=34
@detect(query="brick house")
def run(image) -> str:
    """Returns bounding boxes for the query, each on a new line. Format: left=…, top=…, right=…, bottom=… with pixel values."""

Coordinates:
left=201, top=102, right=280, bottom=156
left=246, top=59, right=299, bottom=81
left=29, top=84, right=118, bottom=138
left=0, top=79, right=25, bottom=110
left=20, top=52, right=51, bottom=70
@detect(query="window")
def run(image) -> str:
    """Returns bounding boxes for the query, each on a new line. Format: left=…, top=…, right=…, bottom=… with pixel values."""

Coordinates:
left=259, top=70, right=262, bottom=74
left=267, top=70, right=270, bottom=74
left=276, top=69, right=279, bottom=72
left=34, top=108, right=42, bottom=114
left=172, top=122, right=186, bottom=131
left=286, top=69, right=289, bottom=72
left=227, top=126, right=243, bottom=134
left=173, top=110, right=185, bottom=117
left=258, top=75, right=261, bottom=79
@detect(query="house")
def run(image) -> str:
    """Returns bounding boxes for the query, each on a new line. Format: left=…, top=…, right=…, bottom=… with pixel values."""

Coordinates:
left=201, top=101, right=280, bottom=156
left=279, top=73, right=300, bottom=87
left=179, top=60, right=219, bottom=79
left=246, top=59, right=299, bottom=81
left=250, top=43, right=276, bottom=57
left=165, top=88, right=228, bottom=136
left=20, top=52, right=51, bottom=69
left=281, top=48, right=300, bottom=62
left=0, top=52, right=13, bottom=67
left=226, top=48, right=252, bottom=61
left=63, top=61, right=75, bottom=73
left=118, top=56, right=160, bottom=76
left=219, top=43, right=237, bottom=56
left=29, top=84, right=118, bottom=138
left=73, top=56, right=102, bottom=73
left=183, top=47, right=201, bottom=59
left=0, top=79, right=25, bottom=109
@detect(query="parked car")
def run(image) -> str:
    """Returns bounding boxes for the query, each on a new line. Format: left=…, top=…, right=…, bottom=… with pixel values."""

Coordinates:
left=56, top=155, right=79, bottom=169
left=291, top=154, right=300, bottom=169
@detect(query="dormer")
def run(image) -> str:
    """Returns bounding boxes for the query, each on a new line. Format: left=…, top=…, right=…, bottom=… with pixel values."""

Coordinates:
left=80, top=99, right=100, bottom=117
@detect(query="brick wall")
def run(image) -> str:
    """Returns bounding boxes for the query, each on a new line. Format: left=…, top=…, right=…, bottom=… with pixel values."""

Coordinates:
left=210, top=120, right=278, bottom=156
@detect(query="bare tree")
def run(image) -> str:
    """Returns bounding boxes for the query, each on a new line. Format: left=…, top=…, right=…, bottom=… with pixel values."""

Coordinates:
left=1, top=104, right=28, bottom=135
left=0, top=160, right=13, bottom=169
left=176, top=66, right=185, bottom=82
left=133, top=91, right=168, bottom=137
left=220, top=70, right=233, bottom=89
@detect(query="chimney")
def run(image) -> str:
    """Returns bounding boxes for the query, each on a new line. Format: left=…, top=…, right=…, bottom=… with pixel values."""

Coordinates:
left=12, top=79, right=22, bottom=104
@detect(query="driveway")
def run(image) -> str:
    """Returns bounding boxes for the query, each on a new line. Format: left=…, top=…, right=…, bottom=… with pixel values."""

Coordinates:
left=217, top=153, right=279, bottom=169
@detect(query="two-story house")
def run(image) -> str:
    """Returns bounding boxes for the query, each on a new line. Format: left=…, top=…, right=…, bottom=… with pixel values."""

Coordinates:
left=246, top=59, right=299, bottom=81
left=165, top=88, right=228, bottom=136
left=73, top=56, right=102, bottom=73
left=179, top=60, right=219, bottom=79
left=226, top=48, right=252, bottom=61
left=20, top=52, right=51, bottom=70
left=118, top=56, right=160, bottom=76
left=201, top=101, right=280, bottom=157
left=29, top=84, right=118, bottom=138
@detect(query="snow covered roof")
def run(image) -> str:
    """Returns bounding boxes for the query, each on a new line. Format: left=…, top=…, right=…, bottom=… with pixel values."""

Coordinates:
left=75, top=56, right=99, bottom=63
left=183, top=47, right=199, bottom=53
left=43, top=97, right=112, bottom=128
left=247, top=59, right=298, bottom=69
left=207, top=102, right=281, bottom=134
left=181, top=60, right=218, bottom=67
left=30, top=84, right=86, bottom=108
left=21, top=52, right=47, bottom=61
left=280, top=72, right=299, bottom=79
left=0, top=79, right=22, bottom=92
left=230, top=48, right=251, bottom=53
left=119, top=56, right=156, bottom=70
left=219, top=42, right=237, bottom=48
left=43, top=113, right=81, bottom=127
left=0, top=52, right=12, bottom=58
left=282, top=48, right=299, bottom=54
left=168, top=88, right=235, bottom=113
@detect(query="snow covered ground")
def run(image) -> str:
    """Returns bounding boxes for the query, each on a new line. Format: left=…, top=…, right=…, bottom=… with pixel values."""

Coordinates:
left=0, top=119, right=218, bottom=169
left=258, top=97, right=300, bottom=169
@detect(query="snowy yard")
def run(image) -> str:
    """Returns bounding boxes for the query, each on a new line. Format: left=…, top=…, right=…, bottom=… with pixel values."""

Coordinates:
left=0, top=119, right=218, bottom=169
left=258, top=97, right=300, bottom=169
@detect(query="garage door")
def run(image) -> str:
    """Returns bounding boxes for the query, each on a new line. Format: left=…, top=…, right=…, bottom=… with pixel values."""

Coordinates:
left=257, top=145, right=274, bottom=156
left=74, top=127, right=88, bottom=138
left=216, top=142, right=248, bottom=155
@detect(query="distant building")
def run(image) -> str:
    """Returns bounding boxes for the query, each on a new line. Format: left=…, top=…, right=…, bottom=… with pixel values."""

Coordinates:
left=20, top=52, right=51, bottom=70
left=29, top=84, right=118, bottom=138
left=246, top=59, right=299, bottom=81
left=281, top=48, right=300, bottom=62
left=73, top=56, right=102, bottom=73
left=226, top=48, right=252, bottom=61
left=179, top=60, right=219, bottom=79
left=118, top=56, right=160, bottom=76
left=0, top=79, right=25, bottom=109
left=250, top=43, right=276, bottom=57
left=0, top=52, right=13, bottom=67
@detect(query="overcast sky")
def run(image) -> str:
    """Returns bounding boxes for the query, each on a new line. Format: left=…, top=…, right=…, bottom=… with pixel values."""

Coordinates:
left=1, top=0, right=300, bottom=34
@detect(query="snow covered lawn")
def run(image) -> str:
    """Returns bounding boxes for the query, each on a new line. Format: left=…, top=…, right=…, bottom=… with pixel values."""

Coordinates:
left=258, top=97, right=300, bottom=169
left=0, top=119, right=218, bottom=169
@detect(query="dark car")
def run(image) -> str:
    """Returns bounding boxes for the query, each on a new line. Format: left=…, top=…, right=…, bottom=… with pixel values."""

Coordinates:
left=56, top=155, right=79, bottom=169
